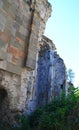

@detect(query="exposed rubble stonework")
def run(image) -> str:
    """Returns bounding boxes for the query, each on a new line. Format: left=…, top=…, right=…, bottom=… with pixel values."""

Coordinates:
left=0, top=0, right=66, bottom=124
left=36, top=36, right=66, bottom=108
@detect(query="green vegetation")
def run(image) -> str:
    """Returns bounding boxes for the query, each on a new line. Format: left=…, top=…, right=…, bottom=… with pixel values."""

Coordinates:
left=1, top=87, right=79, bottom=130
left=0, top=114, right=29, bottom=130
left=29, top=87, right=79, bottom=130
left=67, top=69, right=75, bottom=84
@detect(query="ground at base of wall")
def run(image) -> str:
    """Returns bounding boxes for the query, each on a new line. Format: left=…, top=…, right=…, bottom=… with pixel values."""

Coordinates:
left=0, top=112, right=24, bottom=130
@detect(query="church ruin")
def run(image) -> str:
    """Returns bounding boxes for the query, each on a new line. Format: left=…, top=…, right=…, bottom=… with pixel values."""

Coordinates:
left=0, top=0, right=66, bottom=123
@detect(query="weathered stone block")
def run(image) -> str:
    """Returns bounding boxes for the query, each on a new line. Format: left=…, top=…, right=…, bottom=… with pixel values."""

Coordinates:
left=19, top=26, right=29, bottom=36
left=15, top=37, right=24, bottom=45
left=16, top=31, right=26, bottom=41
left=0, top=0, right=3, bottom=8
left=12, top=55, right=19, bottom=65
left=0, top=22, right=5, bottom=32
left=8, top=3, right=17, bottom=19
left=15, top=11, right=23, bottom=25
left=0, top=32, right=10, bottom=43
left=9, top=37, right=24, bottom=52
left=0, top=48, right=7, bottom=60
left=0, top=42, right=8, bottom=52
left=8, top=45, right=24, bottom=58
left=0, top=13, right=6, bottom=26
left=23, top=16, right=31, bottom=28
left=7, top=53, right=13, bottom=63
left=0, top=61, right=22, bottom=75
left=26, top=57, right=36, bottom=70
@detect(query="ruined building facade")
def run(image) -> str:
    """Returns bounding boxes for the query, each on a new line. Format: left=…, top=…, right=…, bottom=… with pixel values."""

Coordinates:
left=0, top=0, right=66, bottom=121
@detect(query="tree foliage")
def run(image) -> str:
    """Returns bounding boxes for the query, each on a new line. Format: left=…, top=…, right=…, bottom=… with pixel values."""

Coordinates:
left=68, top=69, right=75, bottom=83
left=29, top=87, right=79, bottom=130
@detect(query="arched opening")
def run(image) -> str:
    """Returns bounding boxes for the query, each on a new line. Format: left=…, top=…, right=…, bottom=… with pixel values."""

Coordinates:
left=0, top=89, right=7, bottom=105
left=0, top=88, right=10, bottom=123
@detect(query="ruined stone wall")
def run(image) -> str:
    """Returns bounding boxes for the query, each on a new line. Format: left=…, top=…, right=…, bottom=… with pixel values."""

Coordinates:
left=26, top=0, right=52, bottom=69
left=0, top=0, right=52, bottom=122
left=0, top=0, right=31, bottom=67
left=0, top=0, right=51, bottom=71
left=0, top=0, right=67, bottom=125
left=36, top=36, right=66, bottom=107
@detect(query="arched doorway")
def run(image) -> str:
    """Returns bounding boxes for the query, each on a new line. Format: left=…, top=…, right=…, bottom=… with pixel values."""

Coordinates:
left=0, top=88, right=7, bottom=105
left=0, top=88, right=10, bottom=123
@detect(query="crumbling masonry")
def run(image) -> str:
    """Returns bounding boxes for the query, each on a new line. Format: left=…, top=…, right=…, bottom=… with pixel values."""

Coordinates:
left=0, top=0, right=66, bottom=122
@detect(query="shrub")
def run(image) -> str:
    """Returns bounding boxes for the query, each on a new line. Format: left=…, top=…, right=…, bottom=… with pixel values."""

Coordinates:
left=29, top=88, right=79, bottom=130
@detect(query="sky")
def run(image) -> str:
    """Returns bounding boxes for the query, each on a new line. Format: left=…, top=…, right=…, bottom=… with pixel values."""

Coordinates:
left=45, top=0, right=79, bottom=86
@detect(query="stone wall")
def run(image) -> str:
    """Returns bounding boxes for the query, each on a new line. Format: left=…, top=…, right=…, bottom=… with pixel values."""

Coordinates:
left=0, top=0, right=52, bottom=71
left=0, top=0, right=52, bottom=123
left=0, top=0, right=67, bottom=126
left=0, top=0, right=31, bottom=67
left=26, top=0, right=52, bottom=69
left=36, top=36, right=66, bottom=107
